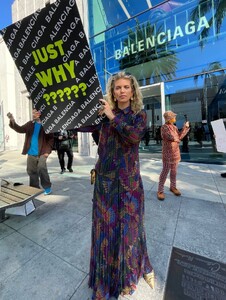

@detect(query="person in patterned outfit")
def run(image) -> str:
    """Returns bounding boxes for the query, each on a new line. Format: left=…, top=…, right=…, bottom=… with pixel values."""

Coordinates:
left=78, top=72, right=155, bottom=299
left=157, top=111, right=190, bottom=201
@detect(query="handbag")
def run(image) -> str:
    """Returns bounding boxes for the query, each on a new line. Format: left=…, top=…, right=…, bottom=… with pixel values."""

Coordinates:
left=90, top=169, right=96, bottom=185
left=90, top=148, right=98, bottom=185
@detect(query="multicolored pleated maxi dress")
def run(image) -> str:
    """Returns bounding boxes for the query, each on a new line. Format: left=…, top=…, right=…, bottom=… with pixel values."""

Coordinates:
left=88, top=107, right=153, bottom=300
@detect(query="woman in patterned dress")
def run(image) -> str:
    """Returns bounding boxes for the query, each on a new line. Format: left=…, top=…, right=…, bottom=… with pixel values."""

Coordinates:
left=84, top=72, right=155, bottom=299
left=157, top=111, right=190, bottom=201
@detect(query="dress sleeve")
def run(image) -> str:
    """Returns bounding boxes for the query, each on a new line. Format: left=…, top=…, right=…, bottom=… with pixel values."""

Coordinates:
left=74, top=123, right=101, bottom=133
left=111, top=110, right=147, bottom=144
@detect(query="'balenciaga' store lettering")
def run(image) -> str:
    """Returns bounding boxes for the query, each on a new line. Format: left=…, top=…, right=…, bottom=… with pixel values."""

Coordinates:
left=115, top=16, right=209, bottom=60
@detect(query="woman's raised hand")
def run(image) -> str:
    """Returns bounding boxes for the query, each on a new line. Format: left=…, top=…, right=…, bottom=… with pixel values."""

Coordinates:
left=98, top=99, right=115, bottom=121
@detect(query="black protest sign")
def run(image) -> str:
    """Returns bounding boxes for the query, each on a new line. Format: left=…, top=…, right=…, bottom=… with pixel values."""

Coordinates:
left=0, top=0, right=104, bottom=133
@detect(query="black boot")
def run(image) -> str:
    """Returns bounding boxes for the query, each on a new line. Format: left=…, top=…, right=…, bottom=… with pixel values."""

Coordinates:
left=60, top=168, right=66, bottom=174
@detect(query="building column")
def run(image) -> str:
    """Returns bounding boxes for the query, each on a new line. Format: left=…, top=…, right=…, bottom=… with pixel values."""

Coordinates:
left=77, top=132, right=98, bottom=157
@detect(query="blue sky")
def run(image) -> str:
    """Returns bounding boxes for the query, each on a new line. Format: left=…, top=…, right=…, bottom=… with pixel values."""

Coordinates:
left=0, top=0, right=14, bottom=30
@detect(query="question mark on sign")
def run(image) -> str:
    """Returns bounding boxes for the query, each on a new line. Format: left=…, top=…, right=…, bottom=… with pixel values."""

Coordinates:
left=43, top=93, right=51, bottom=105
left=56, top=89, right=64, bottom=102
left=79, top=83, right=87, bottom=96
left=50, top=91, right=57, bottom=104
left=64, top=87, right=71, bottom=100
left=71, top=85, right=79, bottom=98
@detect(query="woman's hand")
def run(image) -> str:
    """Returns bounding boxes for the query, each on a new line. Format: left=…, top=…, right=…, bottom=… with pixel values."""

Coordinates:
left=185, top=121, right=190, bottom=128
left=98, top=99, right=115, bottom=121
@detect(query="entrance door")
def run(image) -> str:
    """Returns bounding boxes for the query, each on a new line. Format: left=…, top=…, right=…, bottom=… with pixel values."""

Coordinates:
left=140, top=83, right=165, bottom=147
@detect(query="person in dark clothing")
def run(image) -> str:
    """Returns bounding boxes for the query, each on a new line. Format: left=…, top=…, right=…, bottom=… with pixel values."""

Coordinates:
left=155, top=126, right=162, bottom=144
left=7, top=109, right=54, bottom=195
left=194, top=124, right=204, bottom=147
left=55, top=129, right=75, bottom=174
left=181, top=132, right=190, bottom=152
left=181, top=114, right=190, bottom=153
left=144, top=128, right=150, bottom=146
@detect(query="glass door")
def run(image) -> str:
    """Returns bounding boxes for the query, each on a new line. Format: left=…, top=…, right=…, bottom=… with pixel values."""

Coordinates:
left=140, top=83, right=165, bottom=158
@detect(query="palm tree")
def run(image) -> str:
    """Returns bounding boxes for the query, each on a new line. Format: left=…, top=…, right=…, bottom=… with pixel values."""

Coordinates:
left=118, top=19, right=179, bottom=85
left=190, top=0, right=226, bottom=46
left=194, top=62, right=225, bottom=119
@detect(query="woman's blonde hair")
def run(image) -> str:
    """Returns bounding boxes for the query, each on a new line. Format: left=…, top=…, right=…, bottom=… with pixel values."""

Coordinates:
left=106, top=71, right=143, bottom=113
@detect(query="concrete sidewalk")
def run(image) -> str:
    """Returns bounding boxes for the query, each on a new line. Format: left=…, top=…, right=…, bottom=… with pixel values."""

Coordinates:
left=0, top=150, right=226, bottom=300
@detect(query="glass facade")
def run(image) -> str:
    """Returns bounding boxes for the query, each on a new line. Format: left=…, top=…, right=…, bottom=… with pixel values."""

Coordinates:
left=88, top=0, right=226, bottom=164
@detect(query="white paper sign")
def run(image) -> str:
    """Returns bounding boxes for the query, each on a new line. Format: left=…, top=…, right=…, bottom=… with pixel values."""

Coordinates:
left=211, top=119, right=226, bottom=153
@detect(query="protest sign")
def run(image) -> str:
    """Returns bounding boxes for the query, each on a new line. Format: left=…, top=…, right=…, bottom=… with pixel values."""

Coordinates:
left=0, top=0, right=104, bottom=133
left=211, top=119, right=226, bottom=153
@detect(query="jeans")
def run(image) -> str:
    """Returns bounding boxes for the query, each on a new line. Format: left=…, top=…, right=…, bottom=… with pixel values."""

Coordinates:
left=27, top=155, right=51, bottom=189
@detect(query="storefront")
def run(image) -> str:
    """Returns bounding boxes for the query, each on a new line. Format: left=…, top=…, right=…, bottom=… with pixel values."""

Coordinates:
left=87, top=0, right=226, bottom=163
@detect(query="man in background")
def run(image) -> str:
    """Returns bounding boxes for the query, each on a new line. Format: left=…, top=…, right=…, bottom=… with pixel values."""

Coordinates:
left=7, top=109, right=54, bottom=195
left=54, top=129, right=75, bottom=174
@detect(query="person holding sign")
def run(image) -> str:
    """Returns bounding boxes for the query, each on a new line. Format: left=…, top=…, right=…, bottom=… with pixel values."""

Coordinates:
left=157, top=111, right=190, bottom=201
left=78, top=72, right=154, bottom=299
left=7, top=109, right=54, bottom=195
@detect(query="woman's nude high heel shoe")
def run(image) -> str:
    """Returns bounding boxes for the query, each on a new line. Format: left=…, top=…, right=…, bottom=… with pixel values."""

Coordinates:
left=144, top=270, right=155, bottom=289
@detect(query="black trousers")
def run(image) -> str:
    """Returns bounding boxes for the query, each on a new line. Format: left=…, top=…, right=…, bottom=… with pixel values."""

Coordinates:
left=57, top=148, right=73, bottom=170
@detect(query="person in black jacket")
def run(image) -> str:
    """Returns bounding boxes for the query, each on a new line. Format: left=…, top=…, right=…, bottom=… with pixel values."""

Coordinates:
left=55, top=130, right=75, bottom=174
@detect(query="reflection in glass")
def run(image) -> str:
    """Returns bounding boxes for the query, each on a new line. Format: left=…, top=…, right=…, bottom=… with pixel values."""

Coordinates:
left=88, top=0, right=226, bottom=163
